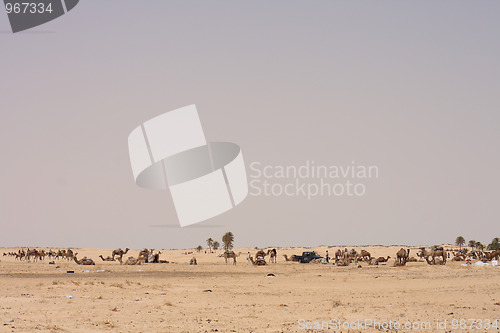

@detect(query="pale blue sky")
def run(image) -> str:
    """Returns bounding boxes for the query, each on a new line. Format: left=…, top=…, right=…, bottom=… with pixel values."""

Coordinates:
left=1, top=1, right=499, bottom=249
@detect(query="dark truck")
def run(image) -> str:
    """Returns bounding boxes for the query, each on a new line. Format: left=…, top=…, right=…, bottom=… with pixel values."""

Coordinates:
left=295, top=251, right=323, bottom=263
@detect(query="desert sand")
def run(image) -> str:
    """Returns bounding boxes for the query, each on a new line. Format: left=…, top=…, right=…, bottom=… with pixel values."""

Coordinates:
left=1, top=246, right=499, bottom=332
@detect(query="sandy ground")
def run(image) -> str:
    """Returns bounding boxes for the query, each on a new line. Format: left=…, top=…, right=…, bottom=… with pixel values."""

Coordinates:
left=0, top=246, right=499, bottom=333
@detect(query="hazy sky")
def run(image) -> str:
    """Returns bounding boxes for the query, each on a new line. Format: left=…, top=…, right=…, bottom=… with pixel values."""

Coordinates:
left=1, top=1, right=499, bottom=249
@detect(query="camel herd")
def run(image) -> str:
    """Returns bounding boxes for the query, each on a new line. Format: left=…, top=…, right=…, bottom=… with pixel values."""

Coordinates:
left=448, top=249, right=500, bottom=262
left=4, top=246, right=499, bottom=268
left=221, top=246, right=500, bottom=267
left=2, top=248, right=169, bottom=266
left=218, top=249, right=278, bottom=266
left=3, top=249, right=78, bottom=262
left=102, top=248, right=169, bottom=265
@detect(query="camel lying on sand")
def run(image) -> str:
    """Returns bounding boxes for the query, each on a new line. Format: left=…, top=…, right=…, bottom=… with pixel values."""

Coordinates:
left=122, top=256, right=146, bottom=265
left=248, top=256, right=266, bottom=266
left=99, top=255, right=115, bottom=261
left=452, top=255, right=465, bottom=261
left=335, top=259, right=350, bottom=266
left=283, top=254, right=299, bottom=262
left=74, top=255, right=95, bottom=265
left=376, top=256, right=391, bottom=263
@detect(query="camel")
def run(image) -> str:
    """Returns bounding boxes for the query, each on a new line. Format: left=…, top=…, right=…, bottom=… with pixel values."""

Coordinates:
left=344, top=249, right=358, bottom=263
left=223, top=251, right=237, bottom=265
left=112, top=248, right=129, bottom=261
left=255, top=250, right=266, bottom=259
left=46, top=250, right=56, bottom=259
left=25, top=249, right=37, bottom=261
left=99, top=255, right=115, bottom=262
left=408, top=257, right=418, bottom=262
left=490, top=250, right=500, bottom=261
left=248, top=256, right=266, bottom=266
left=376, top=256, right=390, bottom=263
left=335, top=249, right=343, bottom=260
left=360, top=250, right=371, bottom=261
left=123, top=256, right=145, bottom=265
left=148, top=251, right=162, bottom=263
left=55, top=249, right=75, bottom=261
left=267, top=249, right=277, bottom=263
left=37, top=250, right=46, bottom=261
left=55, top=249, right=66, bottom=260
left=396, top=248, right=410, bottom=265
left=73, top=255, right=95, bottom=265
left=138, top=248, right=151, bottom=262
left=283, top=254, right=298, bottom=262
left=393, top=260, right=407, bottom=267
left=419, top=246, right=446, bottom=265
left=335, top=258, right=350, bottom=266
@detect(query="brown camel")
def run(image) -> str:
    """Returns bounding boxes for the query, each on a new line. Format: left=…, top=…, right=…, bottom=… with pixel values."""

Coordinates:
left=490, top=250, right=500, bottom=261
left=335, top=249, right=343, bottom=260
left=396, top=248, right=410, bottom=265
left=419, top=246, right=446, bottom=265
left=248, top=256, right=266, bottom=266
left=267, top=249, right=277, bottom=263
left=255, top=250, right=266, bottom=259
left=123, top=256, right=146, bottom=265
left=74, top=255, right=95, bottom=265
left=99, top=255, right=115, bottom=261
left=138, top=248, right=150, bottom=262
left=223, top=251, right=237, bottom=265
left=283, top=254, right=298, bottom=262
left=360, top=250, right=371, bottom=261
left=376, top=256, right=391, bottom=263
left=344, top=249, right=358, bottom=263
left=112, top=248, right=129, bottom=260
left=335, top=258, right=350, bottom=266
left=62, top=249, right=75, bottom=261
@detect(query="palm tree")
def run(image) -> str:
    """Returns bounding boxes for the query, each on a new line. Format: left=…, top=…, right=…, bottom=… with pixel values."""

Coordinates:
left=468, top=240, right=476, bottom=249
left=487, top=237, right=500, bottom=250
left=206, top=238, right=214, bottom=253
left=212, top=241, right=220, bottom=252
left=476, top=242, right=485, bottom=251
left=455, top=236, right=465, bottom=250
left=196, top=245, right=203, bottom=253
left=222, top=232, right=234, bottom=252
